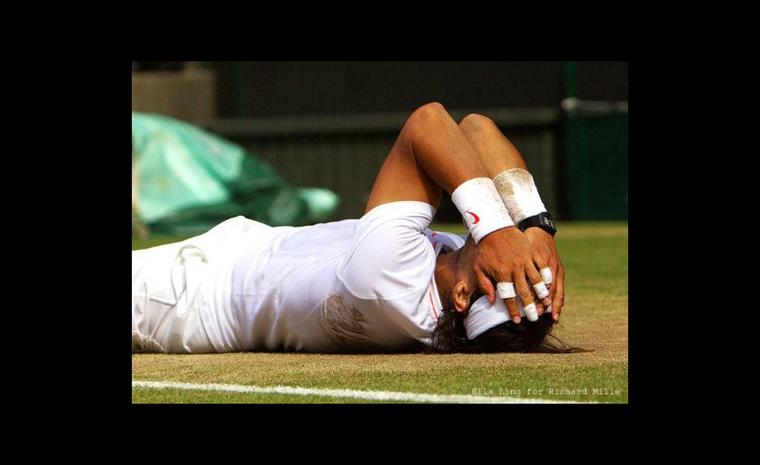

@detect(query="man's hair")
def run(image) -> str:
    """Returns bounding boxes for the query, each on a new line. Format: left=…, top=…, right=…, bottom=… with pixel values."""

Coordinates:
left=430, top=309, right=580, bottom=353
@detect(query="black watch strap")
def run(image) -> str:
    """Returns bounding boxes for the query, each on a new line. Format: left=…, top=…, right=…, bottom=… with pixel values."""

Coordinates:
left=517, top=212, right=557, bottom=236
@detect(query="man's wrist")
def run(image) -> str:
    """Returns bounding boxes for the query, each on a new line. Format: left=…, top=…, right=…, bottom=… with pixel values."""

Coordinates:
left=493, top=168, right=547, bottom=223
left=451, top=177, right=514, bottom=244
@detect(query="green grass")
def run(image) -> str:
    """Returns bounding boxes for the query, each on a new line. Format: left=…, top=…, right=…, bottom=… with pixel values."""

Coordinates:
left=132, top=221, right=628, bottom=403
left=132, top=358, right=627, bottom=403
left=132, top=235, right=186, bottom=250
left=132, top=387, right=403, bottom=404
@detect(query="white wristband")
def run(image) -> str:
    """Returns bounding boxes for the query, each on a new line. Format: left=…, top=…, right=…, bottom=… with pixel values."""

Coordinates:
left=451, top=178, right=514, bottom=243
left=493, top=168, right=547, bottom=224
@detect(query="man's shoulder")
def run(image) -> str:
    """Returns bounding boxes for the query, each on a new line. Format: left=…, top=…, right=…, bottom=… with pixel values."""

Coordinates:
left=425, top=229, right=467, bottom=252
left=338, top=231, right=436, bottom=301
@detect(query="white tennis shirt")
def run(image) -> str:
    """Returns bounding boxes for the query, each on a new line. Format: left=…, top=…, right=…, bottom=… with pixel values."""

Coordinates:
left=131, top=201, right=466, bottom=353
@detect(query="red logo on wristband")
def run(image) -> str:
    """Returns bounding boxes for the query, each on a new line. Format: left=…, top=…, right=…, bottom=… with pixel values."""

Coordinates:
left=465, top=210, right=480, bottom=224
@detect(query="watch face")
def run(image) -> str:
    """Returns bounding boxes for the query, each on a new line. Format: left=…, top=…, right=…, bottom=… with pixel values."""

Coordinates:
left=519, top=213, right=556, bottom=234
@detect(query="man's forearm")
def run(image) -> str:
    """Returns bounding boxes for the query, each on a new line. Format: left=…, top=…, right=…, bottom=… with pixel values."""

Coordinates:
left=364, top=103, right=548, bottom=321
left=365, top=103, right=509, bottom=229
left=458, top=114, right=549, bottom=223
left=458, top=113, right=563, bottom=319
left=459, top=113, right=528, bottom=179
left=403, top=104, right=522, bottom=243
left=403, top=104, right=491, bottom=194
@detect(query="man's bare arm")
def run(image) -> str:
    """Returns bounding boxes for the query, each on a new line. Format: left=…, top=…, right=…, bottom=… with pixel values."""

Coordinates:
left=365, top=102, right=487, bottom=212
left=365, top=103, right=546, bottom=322
left=459, top=113, right=564, bottom=321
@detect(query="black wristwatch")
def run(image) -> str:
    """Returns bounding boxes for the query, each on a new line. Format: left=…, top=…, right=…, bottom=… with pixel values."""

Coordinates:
left=518, top=212, right=557, bottom=236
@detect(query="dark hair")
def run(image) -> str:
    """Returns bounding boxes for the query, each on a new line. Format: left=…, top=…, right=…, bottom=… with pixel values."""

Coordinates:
left=430, top=309, right=580, bottom=353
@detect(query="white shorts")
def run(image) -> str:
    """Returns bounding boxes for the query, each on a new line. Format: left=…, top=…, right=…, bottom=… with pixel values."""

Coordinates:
left=131, top=216, right=268, bottom=353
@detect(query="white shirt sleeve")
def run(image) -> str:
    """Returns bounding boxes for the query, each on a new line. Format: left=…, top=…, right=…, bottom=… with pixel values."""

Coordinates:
left=336, top=201, right=439, bottom=343
left=337, top=201, right=436, bottom=299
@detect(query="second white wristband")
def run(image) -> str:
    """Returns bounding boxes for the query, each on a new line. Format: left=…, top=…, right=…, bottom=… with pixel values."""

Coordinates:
left=451, top=177, right=514, bottom=243
left=493, top=168, right=547, bottom=224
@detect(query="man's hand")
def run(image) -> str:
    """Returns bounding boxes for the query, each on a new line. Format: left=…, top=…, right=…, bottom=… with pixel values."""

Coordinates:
left=524, top=227, right=564, bottom=322
left=472, top=226, right=547, bottom=323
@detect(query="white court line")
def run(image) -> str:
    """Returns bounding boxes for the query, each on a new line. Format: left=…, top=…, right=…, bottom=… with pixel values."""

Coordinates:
left=132, top=380, right=596, bottom=404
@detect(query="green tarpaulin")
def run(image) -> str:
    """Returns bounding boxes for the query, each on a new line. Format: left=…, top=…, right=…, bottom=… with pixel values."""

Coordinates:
left=132, top=112, right=340, bottom=236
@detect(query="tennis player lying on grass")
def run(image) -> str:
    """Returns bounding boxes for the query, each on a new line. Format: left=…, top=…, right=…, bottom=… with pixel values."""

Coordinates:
left=132, top=102, right=569, bottom=354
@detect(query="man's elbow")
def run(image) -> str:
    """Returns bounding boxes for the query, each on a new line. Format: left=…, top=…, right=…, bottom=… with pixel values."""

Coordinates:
left=406, top=102, right=449, bottom=128
left=459, top=113, right=498, bottom=133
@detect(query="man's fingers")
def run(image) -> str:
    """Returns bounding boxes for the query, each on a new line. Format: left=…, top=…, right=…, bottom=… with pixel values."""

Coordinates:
left=496, top=281, right=516, bottom=299
left=540, top=265, right=553, bottom=287
left=551, top=265, right=565, bottom=322
left=476, top=270, right=495, bottom=304
left=496, top=280, right=521, bottom=323
left=515, top=276, right=534, bottom=306
left=533, top=255, right=549, bottom=276
left=533, top=278, right=551, bottom=307
left=504, top=297, right=521, bottom=324
left=546, top=260, right=558, bottom=302
left=526, top=262, right=543, bottom=287
left=526, top=264, right=551, bottom=308
left=514, top=275, right=538, bottom=322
